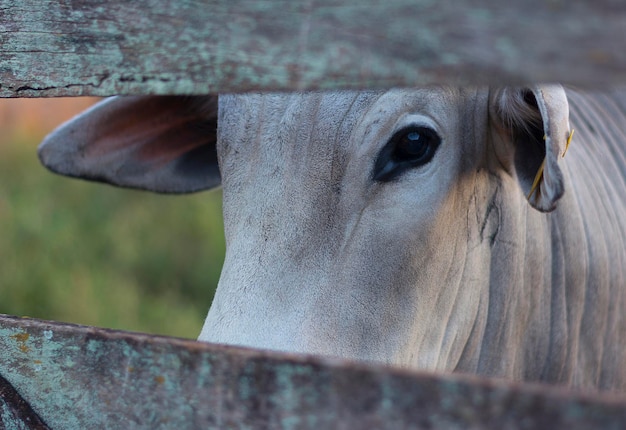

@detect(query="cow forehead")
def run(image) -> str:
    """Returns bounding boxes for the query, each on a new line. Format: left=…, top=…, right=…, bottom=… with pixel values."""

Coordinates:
left=217, top=91, right=381, bottom=151
left=217, top=87, right=484, bottom=152
left=218, top=87, right=481, bottom=126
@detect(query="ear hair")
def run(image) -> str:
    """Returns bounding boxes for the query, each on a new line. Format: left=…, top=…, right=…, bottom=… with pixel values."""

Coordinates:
left=494, top=88, right=543, bottom=138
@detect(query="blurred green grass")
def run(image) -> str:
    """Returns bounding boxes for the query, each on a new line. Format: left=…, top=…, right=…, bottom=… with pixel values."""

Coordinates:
left=0, top=99, right=225, bottom=339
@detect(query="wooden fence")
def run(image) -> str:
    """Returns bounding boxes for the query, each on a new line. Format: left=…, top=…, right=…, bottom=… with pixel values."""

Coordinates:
left=2, top=1, right=626, bottom=428
left=1, top=0, right=625, bottom=98
left=2, top=315, right=626, bottom=430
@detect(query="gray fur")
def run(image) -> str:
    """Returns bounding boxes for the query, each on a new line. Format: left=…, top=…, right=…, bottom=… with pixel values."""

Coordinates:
left=39, top=86, right=626, bottom=392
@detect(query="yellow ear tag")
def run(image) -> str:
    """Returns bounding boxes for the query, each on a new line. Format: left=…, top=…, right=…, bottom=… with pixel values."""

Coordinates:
left=527, top=158, right=546, bottom=200
left=527, top=129, right=574, bottom=200
left=562, top=129, right=575, bottom=158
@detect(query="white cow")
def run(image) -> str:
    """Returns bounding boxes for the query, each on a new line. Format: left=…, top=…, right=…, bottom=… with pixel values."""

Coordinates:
left=38, top=86, right=626, bottom=392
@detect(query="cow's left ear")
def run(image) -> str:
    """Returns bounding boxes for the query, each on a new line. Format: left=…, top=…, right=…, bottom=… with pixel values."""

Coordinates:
left=38, top=95, right=220, bottom=194
left=491, top=85, right=571, bottom=212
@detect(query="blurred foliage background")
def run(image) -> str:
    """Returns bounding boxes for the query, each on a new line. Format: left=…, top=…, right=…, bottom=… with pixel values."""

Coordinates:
left=0, top=98, right=225, bottom=338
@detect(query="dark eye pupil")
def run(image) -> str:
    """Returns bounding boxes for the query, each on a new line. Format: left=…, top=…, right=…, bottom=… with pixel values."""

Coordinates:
left=397, top=131, right=428, bottom=159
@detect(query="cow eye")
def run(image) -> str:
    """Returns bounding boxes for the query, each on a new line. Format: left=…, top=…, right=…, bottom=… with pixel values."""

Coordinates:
left=372, top=126, right=441, bottom=182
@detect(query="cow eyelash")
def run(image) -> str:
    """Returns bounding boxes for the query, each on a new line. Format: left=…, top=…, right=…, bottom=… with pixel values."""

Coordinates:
left=372, top=126, right=442, bottom=182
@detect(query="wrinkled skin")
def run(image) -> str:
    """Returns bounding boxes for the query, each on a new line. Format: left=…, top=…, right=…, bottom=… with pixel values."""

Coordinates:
left=38, top=87, right=626, bottom=391
left=205, top=89, right=491, bottom=366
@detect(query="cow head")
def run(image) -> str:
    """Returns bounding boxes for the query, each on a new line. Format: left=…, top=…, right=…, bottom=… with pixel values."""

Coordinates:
left=39, top=86, right=571, bottom=371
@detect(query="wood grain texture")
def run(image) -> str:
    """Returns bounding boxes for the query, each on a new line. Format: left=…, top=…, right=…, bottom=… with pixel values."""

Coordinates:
left=1, top=314, right=626, bottom=429
left=0, top=0, right=625, bottom=97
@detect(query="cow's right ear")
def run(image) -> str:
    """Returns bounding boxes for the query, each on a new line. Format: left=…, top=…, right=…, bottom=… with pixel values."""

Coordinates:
left=38, top=95, right=220, bottom=194
left=490, top=86, right=571, bottom=212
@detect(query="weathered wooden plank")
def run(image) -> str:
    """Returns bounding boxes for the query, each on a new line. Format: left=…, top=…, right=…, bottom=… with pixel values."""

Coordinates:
left=1, top=315, right=626, bottom=429
left=0, top=0, right=625, bottom=97
left=0, top=374, right=50, bottom=430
